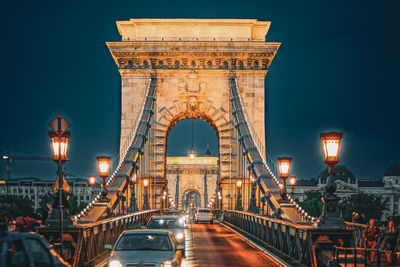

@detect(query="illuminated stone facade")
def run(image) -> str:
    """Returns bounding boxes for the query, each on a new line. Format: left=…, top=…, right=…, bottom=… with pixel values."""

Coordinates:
left=108, top=19, right=280, bottom=208
left=166, top=156, right=218, bottom=210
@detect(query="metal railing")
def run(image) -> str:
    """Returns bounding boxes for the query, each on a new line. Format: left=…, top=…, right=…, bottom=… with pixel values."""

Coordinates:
left=222, top=210, right=314, bottom=266
left=229, top=74, right=315, bottom=222
left=75, top=74, right=157, bottom=221
left=39, top=210, right=159, bottom=266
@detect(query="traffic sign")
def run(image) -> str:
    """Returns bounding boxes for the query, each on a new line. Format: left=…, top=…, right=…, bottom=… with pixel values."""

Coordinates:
left=49, top=113, right=70, bottom=134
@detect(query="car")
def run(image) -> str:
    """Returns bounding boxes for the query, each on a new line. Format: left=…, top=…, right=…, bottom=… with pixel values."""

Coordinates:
left=194, top=208, right=213, bottom=224
left=146, top=216, right=186, bottom=252
left=106, top=229, right=183, bottom=267
left=160, top=211, right=188, bottom=225
left=0, top=230, right=68, bottom=267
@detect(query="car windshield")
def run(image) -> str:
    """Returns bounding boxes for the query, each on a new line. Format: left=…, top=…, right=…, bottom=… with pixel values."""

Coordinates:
left=147, top=218, right=182, bottom=229
left=161, top=212, right=181, bottom=216
left=198, top=209, right=211, bottom=213
left=115, top=233, right=172, bottom=251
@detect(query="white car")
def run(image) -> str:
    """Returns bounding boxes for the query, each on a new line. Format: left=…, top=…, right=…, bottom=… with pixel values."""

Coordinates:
left=194, top=208, right=213, bottom=224
left=106, top=230, right=184, bottom=267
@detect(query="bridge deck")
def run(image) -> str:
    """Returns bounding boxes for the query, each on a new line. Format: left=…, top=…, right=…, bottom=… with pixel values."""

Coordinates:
left=98, top=222, right=283, bottom=267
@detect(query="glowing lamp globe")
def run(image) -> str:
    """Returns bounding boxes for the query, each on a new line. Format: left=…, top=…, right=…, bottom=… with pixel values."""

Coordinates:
left=143, top=179, right=149, bottom=187
left=236, top=180, right=242, bottom=188
left=277, top=157, right=292, bottom=179
left=189, top=150, right=196, bottom=160
left=97, top=156, right=111, bottom=178
left=88, top=176, right=96, bottom=186
left=320, top=132, right=343, bottom=167
left=49, top=131, right=70, bottom=161
left=289, top=176, right=296, bottom=186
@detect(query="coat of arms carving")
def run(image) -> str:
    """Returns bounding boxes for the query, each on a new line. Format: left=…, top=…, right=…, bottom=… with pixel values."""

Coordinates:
left=178, top=71, right=208, bottom=111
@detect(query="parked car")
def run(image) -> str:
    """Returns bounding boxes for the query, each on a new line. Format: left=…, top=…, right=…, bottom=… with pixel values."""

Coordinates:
left=146, top=216, right=186, bottom=253
left=0, top=230, right=68, bottom=267
left=106, top=230, right=183, bottom=267
left=194, top=208, right=213, bottom=224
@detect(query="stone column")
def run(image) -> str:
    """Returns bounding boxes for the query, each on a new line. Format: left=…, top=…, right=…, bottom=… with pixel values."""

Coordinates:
left=175, top=172, right=180, bottom=208
left=204, top=171, right=208, bottom=207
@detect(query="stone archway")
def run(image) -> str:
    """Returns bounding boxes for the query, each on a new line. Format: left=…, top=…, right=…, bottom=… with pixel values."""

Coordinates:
left=108, top=18, right=279, bottom=209
left=182, top=189, right=201, bottom=212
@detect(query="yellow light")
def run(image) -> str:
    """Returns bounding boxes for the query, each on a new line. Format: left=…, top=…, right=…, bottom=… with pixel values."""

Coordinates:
left=236, top=180, right=242, bottom=188
left=131, top=173, right=137, bottom=182
left=277, top=157, right=292, bottom=179
left=88, top=176, right=96, bottom=186
left=289, top=176, right=296, bottom=186
left=49, top=132, right=70, bottom=161
left=189, top=151, right=196, bottom=160
left=143, top=179, right=149, bottom=187
left=97, top=156, right=111, bottom=178
left=320, top=132, right=343, bottom=166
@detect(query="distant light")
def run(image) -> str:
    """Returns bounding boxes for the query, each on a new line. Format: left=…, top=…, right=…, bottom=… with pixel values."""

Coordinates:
left=3, top=156, right=8, bottom=159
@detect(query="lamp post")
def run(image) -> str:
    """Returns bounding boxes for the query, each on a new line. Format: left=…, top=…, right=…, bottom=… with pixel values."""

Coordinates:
left=47, top=113, right=72, bottom=259
left=188, top=120, right=196, bottom=160
left=318, top=131, right=345, bottom=229
left=88, top=175, right=96, bottom=198
left=128, top=169, right=138, bottom=212
left=277, top=157, right=292, bottom=201
left=97, top=156, right=111, bottom=202
left=161, top=190, right=167, bottom=211
left=289, top=176, right=296, bottom=198
left=142, top=178, right=150, bottom=210
left=248, top=175, right=259, bottom=213
left=235, top=179, right=243, bottom=211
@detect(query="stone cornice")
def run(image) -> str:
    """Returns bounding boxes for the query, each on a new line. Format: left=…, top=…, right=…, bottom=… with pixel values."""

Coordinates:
left=107, top=41, right=279, bottom=70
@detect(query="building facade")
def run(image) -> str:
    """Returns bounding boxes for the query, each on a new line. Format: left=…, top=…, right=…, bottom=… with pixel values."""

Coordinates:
left=0, top=177, right=101, bottom=210
left=166, top=156, right=218, bottom=211
left=293, top=164, right=400, bottom=221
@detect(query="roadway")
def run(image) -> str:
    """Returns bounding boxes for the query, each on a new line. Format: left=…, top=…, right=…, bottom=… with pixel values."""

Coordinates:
left=98, top=221, right=281, bottom=267
left=182, top=222, right=280, bottom=267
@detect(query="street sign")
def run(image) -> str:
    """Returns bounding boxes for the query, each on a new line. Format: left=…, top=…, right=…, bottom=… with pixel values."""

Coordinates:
left=49, top=113, right=70, bottom=133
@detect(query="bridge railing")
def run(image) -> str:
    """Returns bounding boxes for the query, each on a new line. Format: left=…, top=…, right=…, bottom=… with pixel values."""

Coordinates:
left=39, top=210, right=159, bottom=267
left=221, top=210, right=314, bottom=266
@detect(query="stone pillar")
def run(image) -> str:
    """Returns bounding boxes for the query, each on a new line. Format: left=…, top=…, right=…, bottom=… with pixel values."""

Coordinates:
left=175, top=173, right=180, bottom=208
left=204, top=172, right=208, bottom=207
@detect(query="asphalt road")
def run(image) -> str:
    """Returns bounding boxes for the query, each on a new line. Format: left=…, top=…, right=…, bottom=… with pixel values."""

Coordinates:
left=182, top=222, right=281, bottom=267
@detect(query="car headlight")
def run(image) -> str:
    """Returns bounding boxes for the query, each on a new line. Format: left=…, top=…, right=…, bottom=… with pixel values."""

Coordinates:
left=161, top=260, right=173, bottom=267
left=109, top=260, right=123, bottom=267
left=176, top=232, right=184, bottom=240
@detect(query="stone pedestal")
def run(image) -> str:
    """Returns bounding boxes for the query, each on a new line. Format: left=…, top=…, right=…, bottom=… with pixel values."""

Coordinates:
left=318, top=193, right=346, bottom=229
left=45, top=208, right=73, bottom=228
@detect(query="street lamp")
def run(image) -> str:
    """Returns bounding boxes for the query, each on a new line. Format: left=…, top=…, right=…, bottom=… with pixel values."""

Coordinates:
left=128, top=168, right=138, bottom=212
left=188, top=120, right=196, bottom=160
left=235, top=179, right=243, bottom=211
left=318, top=131, right=345, bottom=229
left=277, top=157, right=292, bottom=201
left=88, top=175, right=96, bottom=198
left=97, top=156, right=111, bottom=201
left=289, top=176, right=296, bottom=197
left=46, top=113, right=72, bottom=259
left=142, top=178, right=150, bottom=210
left=248, top=175, right=259, bottom=213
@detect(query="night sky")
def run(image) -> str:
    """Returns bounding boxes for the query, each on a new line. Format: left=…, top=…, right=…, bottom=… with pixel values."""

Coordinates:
left=0, top=0, right=399, bottom=181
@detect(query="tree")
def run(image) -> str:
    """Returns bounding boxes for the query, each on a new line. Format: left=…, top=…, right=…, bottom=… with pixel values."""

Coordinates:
left=339, top=192, right=387, bottom=224
left=66, top=193, right=87, bottom=215
left=0, top=195, right=35, bottom=219
left=299, top=190, right=323, bottom=217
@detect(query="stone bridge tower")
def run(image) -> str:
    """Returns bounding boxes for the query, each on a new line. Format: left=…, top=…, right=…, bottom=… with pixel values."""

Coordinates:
left=107, top=19, right=280, bottom=207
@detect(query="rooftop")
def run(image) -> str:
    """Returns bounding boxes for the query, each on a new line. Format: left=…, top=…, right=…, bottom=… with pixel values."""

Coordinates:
left=116, top=18, right=271, bottom=41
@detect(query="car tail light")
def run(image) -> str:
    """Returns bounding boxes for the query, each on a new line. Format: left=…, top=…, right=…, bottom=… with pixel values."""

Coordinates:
left=208, top=213, right=213, bottom=216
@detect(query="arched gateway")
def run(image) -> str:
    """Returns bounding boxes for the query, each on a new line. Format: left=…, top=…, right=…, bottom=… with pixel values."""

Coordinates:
left=107, top=19, right=280, bottom=210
